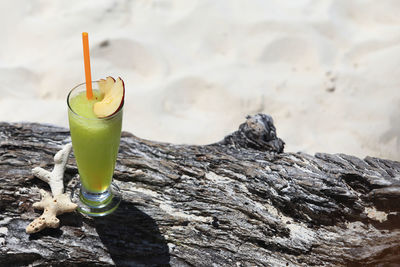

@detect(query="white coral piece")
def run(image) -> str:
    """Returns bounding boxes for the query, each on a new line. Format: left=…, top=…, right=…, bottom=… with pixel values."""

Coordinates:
left=26, top=143, right=78, bottom=234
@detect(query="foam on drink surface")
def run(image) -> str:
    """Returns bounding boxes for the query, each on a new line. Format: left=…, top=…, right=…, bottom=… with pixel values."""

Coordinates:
left=69, top=90, right=103, bottom=119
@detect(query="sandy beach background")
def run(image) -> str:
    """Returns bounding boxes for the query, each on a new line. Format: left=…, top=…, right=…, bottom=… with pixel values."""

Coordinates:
left=0, top=0, right=399, bottom=160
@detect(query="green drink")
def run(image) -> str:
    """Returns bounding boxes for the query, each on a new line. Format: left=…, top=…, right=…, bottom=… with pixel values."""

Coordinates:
left=67, top=81, right=123, bottom=216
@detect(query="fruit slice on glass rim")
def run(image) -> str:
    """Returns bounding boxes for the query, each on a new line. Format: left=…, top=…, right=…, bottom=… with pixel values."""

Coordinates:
left=94, top=77, right=125, bottom=118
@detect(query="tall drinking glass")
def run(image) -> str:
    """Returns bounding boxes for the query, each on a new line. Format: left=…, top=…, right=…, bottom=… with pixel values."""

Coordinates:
left=67, top=81, right=122, bottom=216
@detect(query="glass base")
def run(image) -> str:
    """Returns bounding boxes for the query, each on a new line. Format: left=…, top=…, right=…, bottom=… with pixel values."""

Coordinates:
left=77, top=182, right=121, bottom=216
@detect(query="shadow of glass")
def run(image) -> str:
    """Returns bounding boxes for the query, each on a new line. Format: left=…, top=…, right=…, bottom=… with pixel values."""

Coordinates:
left=94, top=200, right=170, bottom=266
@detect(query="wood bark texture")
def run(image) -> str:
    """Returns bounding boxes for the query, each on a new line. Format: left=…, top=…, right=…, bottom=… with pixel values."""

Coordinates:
left=0, top=114, right=399, bottom=266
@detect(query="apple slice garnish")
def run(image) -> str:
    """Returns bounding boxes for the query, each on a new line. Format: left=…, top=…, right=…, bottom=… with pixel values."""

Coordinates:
left=98, top=76, right=115, bottom=96
left=93, top=77, right=125, bottom=118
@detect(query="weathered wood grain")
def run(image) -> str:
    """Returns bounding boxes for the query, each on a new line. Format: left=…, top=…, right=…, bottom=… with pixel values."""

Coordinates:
left=0, top=114, right=399, bottom=266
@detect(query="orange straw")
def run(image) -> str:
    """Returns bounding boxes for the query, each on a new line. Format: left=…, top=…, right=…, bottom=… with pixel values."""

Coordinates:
left=82, top=32, right=93, bottom=100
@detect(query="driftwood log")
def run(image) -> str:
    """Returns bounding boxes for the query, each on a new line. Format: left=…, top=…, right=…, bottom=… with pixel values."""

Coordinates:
left=0, top=114, right=399, bottom=266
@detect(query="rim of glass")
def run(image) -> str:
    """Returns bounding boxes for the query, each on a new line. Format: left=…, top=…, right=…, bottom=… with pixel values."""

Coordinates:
left=67, top=81, right=124, bottom=121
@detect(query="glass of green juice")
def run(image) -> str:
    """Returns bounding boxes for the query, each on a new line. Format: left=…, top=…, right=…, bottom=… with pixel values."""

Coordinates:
left=67, top=81, right=122, bottom=216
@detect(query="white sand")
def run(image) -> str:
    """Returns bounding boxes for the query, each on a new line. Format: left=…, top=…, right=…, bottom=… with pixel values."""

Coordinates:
left=0, top=0, right=399, bottom=160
